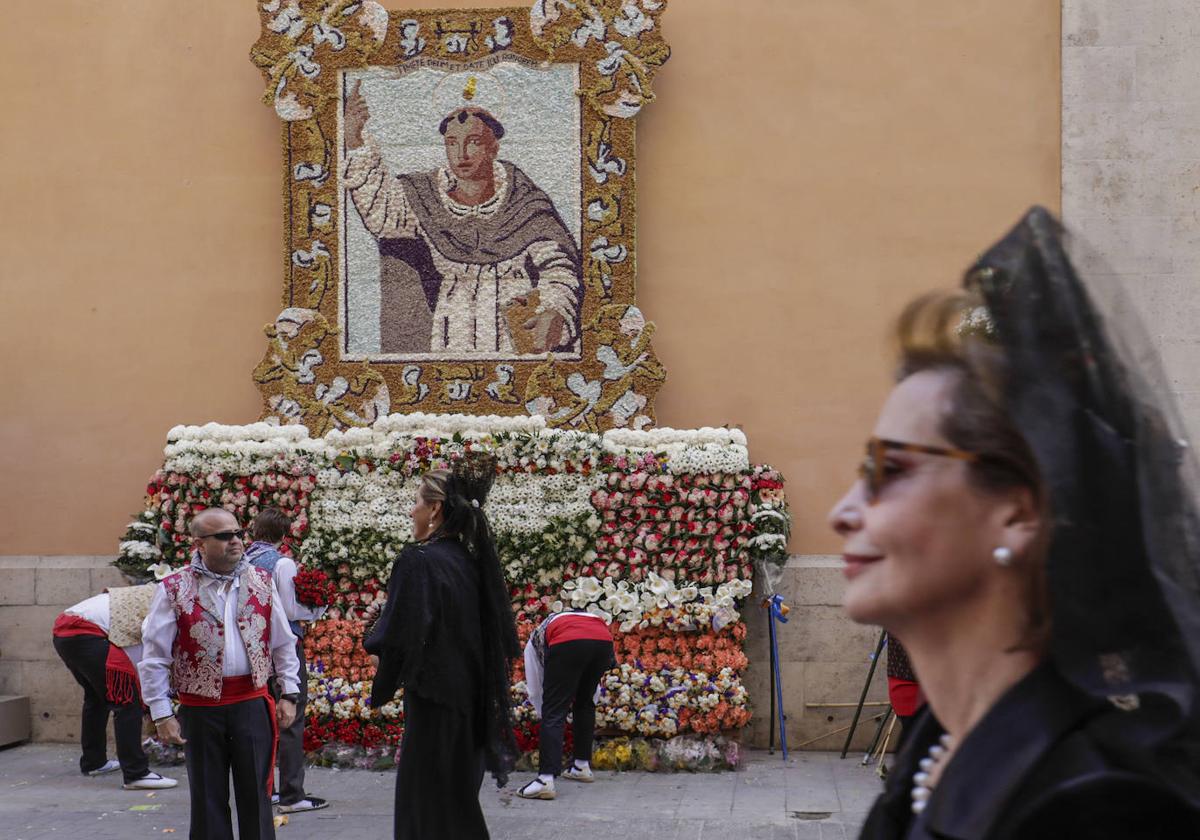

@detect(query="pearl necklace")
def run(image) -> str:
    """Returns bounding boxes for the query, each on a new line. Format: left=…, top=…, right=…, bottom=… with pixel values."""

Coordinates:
left=911, top=733, right=954, bottom=815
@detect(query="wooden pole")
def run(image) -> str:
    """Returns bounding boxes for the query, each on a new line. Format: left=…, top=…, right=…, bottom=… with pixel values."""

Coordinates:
left=860, top=706, right=893, bottom=766
left=797, top=712, right=886, bottom=750
left=840, top=630, right=887, bottom=759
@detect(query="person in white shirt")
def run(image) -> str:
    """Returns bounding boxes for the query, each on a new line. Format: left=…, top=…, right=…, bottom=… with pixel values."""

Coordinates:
left=140, top=508, right=300, bottom=840
left=244, top=507, right=327, bottom=814
left=51, top=586, right=177, bottom=789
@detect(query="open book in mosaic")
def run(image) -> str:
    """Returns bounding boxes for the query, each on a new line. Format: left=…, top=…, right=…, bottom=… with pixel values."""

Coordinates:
left=251, top=2, right=671, bottom=434
left=116, top=415, right=790, bottom=767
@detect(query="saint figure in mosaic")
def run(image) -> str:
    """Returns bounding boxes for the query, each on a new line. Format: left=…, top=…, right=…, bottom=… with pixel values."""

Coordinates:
left=343, top=78, right=582, bottom=356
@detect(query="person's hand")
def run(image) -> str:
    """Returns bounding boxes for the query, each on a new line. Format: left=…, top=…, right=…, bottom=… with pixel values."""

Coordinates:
left=362, top=600, right=383, bottom=624
left=155, top=716, right=186, bottom=745
left=523, top=309, right=567, bottom=353
left=344, top=80, right=370, bottom=150
left=369, top=654, right=380, bottom=669
left=277, top=698, right=297, bottom=729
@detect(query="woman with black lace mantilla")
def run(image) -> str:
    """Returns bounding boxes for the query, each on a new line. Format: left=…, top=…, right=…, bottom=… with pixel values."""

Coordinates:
left=364, top=453, right=519, bottom=839
left=829, top=208, right=1200, bottom=838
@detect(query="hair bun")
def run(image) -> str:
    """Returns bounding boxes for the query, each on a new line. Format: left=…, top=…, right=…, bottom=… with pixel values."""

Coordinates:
left=451, top=451, right=498, bottom=507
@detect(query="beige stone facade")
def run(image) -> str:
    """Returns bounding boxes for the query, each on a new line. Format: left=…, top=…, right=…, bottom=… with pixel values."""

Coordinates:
left=1063, top=0, right=1200, bottom=443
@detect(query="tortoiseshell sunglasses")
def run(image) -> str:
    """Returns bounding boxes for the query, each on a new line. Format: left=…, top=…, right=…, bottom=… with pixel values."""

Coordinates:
left=859, top=437, right=979, bottom=503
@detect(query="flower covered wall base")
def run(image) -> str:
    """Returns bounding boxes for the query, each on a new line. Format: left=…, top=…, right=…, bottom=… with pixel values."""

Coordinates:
left=117, top=413, right=790, bottom=765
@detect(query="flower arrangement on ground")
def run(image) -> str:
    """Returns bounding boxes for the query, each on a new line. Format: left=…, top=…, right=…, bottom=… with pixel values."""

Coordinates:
left=115, top=414, right=790, bottom=768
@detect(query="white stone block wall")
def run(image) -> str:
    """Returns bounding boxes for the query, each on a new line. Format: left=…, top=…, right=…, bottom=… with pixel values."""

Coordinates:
left=744, top=557, right=889, bottom=752
left=0, top=557, right=131, bottom=743
left=1063, top=1, right=1200, bottom=440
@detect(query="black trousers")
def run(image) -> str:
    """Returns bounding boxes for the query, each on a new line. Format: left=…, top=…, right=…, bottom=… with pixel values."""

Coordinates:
left=52, top=634, right=149, bottom=784
left=268, top=637, right=308, bottom=805
left=394, top=692, right=488, bottom=840
left=539, top=638, right=615, bottom=776
left=179, top=698, right=275, bottom=840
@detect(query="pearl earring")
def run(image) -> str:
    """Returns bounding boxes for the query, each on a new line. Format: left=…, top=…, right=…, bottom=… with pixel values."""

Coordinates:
left=992, top=546, right=1013, bottom=566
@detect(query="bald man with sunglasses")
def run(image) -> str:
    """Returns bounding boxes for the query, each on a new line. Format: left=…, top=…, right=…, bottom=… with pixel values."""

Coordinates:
left=139, top=508, right=300, bottom=840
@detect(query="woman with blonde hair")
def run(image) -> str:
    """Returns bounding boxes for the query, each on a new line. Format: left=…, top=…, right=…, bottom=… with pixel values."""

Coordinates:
left=830, top=208, right=1200, bottom=838
left=365, top=453, right=519, bottom=839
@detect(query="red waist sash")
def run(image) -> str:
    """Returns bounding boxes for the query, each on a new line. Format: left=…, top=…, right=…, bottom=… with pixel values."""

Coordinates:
left=53, top=615, right=139, bottom=705
left=104, top=646, right=140, bottom=706
left=53, top=614, right=105, bottom=638
left=179, top=674, right=267, bottom=707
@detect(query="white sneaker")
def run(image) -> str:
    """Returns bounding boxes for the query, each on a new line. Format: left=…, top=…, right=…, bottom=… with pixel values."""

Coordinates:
left=562, top=765, right=594, bottom=783
left=84, top=759, right=121, bottom=776
left=123, top=772, right=179, bottom=790
left=516, top=779, right=556, bottom=800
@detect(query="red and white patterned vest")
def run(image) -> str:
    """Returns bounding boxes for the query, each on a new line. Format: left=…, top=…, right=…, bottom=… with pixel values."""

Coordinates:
left=161, top=564, right=274, bottom=699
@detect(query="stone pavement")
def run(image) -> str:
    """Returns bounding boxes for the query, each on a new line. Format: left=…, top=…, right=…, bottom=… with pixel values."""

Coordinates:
left=0, top=743, right=885, bottom=839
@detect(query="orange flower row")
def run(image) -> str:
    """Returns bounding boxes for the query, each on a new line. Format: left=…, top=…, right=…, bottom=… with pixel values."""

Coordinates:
left=304, top=618, right=374, bottom=680
left=677, top=703, right=752, bottom=734
left=512, top=620, right=749, bottom=681
left=616, top=625, right=749, bottom=674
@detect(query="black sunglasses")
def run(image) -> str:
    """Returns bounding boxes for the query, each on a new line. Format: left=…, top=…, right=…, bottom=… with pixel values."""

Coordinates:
left=859, top=437, right=979, bottom=503
left=197, top=529, right=245, bottom=542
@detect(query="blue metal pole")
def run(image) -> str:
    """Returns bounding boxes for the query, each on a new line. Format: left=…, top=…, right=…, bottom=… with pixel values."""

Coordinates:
left=768, top=594, right=789, bottom=760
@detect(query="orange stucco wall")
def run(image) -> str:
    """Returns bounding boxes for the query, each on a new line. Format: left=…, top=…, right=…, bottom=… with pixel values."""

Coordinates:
left=0, top=1, right=1059, bottom=555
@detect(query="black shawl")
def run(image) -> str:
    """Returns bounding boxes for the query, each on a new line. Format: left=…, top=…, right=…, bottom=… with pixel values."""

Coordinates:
left=860, top=664, right=1200, bottom=838
left=365, top=535, right=516, bottom=785
left=365, top=537, right=483, bottom=713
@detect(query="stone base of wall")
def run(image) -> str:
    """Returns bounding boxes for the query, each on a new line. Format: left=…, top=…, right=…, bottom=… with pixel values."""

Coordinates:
left=0, top=555, right=892, bottom=752
left=743, top=556, right=890, bottom=753
left=0, top=557, right=132, bottom=743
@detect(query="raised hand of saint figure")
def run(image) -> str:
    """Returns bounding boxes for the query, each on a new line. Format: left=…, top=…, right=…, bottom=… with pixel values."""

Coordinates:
left=523, top=308, right=568, bottom=354
left=344, top=80, right=370, bottom=150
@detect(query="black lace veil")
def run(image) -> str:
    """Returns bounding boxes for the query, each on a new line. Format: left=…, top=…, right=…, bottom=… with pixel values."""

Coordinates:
left=967, top=207, right=1200, bottom=784
left=443, top=452, right=521, bottom=787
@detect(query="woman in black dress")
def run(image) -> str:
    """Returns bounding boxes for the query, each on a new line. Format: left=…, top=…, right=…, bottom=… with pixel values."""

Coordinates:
left=829, top=208, right=1200, bottom=838
left=365, top=454, right=519, bottom=839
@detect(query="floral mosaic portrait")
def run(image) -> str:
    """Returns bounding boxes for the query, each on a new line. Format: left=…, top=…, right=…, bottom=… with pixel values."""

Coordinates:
left=340, top=57, right=584, bottom=361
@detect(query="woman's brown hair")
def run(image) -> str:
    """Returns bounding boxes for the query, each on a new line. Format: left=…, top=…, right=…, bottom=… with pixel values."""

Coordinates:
left=894, top=290, right=1052, bottom=651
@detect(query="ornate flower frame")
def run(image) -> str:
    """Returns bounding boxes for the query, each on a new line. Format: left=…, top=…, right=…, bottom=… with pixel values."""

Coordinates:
left=250, top=1, right=670, bottom=435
